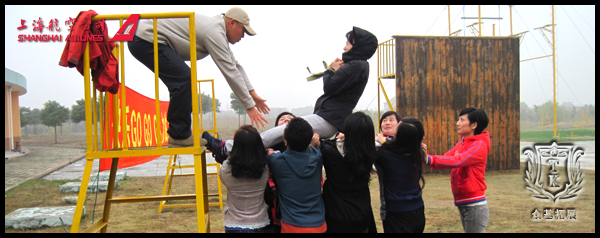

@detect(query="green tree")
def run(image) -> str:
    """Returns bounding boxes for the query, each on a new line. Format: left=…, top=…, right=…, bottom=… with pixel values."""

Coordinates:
left=40, top=100, right=69, bottom=143
left=230, top=92, right=246, bottom=127
left=71, top=98, right=86, bottom=123
left=199, top=92, right=221, bottom=115
left=20, top=107, right=31, bottom=136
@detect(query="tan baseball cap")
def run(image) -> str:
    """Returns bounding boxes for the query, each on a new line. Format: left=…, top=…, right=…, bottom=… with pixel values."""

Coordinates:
left=223, top=7, right=256, bottom=36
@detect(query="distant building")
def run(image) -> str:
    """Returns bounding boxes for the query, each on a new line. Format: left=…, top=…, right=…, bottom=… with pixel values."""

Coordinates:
left=5, top=68, right=27, bottom=151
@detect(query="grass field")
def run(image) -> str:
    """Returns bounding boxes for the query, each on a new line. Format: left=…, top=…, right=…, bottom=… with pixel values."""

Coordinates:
left=5, top=163, right=595, bottom=233
left=520, top=129, right=595, bottom=142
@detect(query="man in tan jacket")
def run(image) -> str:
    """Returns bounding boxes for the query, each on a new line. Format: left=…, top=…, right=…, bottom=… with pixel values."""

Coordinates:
left=129, top=7, right=270, bottom=147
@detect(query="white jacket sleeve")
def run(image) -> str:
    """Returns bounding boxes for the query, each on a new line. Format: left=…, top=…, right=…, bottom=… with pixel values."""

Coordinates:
left=201, top=30, right=255, bottom=109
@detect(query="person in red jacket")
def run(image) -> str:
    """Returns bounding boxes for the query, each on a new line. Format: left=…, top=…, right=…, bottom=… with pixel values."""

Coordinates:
left=423, top=107, right=490, bottom=233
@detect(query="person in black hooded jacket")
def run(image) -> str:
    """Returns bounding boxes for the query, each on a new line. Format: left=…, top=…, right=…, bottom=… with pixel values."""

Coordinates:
left=204, top=26, right=378, bottom=164
left=257, top=26, right=378, bottom=148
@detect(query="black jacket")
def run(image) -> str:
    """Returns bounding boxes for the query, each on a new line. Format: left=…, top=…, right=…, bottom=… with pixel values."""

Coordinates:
left=320, top=138, right=376, bottom=233
left=313, top=26, right=378, bottom=131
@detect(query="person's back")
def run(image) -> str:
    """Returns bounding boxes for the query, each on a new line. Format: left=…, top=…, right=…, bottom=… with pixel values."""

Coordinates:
left=377, top=149, right=424, bottom=213
left=269, top=147, right=324, bottom=226
left=267, top=118, right=326, bottom=233
left=218, top=125, right=270, bottom=232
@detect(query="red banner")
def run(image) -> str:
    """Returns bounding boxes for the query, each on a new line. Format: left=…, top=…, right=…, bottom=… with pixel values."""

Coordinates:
left=100, top=86, right=170, bottom=171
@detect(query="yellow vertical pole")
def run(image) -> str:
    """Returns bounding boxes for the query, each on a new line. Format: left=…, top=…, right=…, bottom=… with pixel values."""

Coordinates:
left=71, top=41, right=93, bottom=233
left=199, top=82, right=204, bottom=131
left=377, top=44, right=381, bottom=132
left=158, top=154, right=175, bottom=213
left=216, top=163, right=223, bottom=210
left=552, top=5, right=557, bottom=137
left=187, top=13, right=208, bottom=233
left=211, top=80, right=218, bottom=136
left=99, top=92, right=104, bottom=151
left=493, top=24, right=496, bottom=36
left=478, top=5, right=482, bottom=36
left=112, top=39, right=120, bottom=150
left=100, top=157, right=119, bottom=233
left=448, top=5, right=451, bottom=36
left=189, top=14, right=199, bottom=158
left=70, top=159, right=94, bottom=233
left=92, top=89, right=98, bottom=151
left=120, top=18, right=128, bottom=150
left=83, top=41, right=93, bottom=155
left=153, top=18, right=162, bottom=148
left=510, top=5, right=513, bottom=35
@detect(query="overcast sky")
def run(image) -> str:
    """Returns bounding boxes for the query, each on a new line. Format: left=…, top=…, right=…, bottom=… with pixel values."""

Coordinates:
left=5, top=5, right=595, bottom=113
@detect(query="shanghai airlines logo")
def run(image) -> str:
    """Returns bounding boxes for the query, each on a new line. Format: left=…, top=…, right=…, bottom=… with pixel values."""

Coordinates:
left=523, top=142, right=584, bottom=203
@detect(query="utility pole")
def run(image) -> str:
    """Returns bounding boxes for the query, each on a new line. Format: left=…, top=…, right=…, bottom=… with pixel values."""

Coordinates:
left=479, top=5, right=482, bottom=36
left=448, top=5, right=452, bottom=36
left=552, top=5, right=557, bottom=137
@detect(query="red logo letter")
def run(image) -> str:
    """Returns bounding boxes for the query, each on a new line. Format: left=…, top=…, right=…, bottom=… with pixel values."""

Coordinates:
left=110, top=14, right=140, bottom=41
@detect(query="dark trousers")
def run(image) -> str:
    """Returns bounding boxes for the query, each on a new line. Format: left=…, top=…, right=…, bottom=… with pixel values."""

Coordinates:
left=382, top=206, right=426, bottom=233
left=127, top=35, right=191, bottom=139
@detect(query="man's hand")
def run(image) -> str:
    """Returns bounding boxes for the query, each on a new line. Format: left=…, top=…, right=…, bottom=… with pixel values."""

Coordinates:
left=247, top=107, right=268, bottom=129
left=249, top=90, right=270, bottom=114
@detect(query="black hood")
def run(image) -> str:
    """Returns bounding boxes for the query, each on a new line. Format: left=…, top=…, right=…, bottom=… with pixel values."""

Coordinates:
left=342, top=26, right=378, bottom=63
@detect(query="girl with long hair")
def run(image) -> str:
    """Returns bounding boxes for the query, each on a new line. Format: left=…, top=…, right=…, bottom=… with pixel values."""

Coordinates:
left=377, top=117, right=426, bottom=233
left=319, top=112, right=378, bottom=233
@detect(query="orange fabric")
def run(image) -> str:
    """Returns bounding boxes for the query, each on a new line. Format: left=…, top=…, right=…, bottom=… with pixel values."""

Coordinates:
left=281, top=221, right=327, bottom=233
left=99, top=86, right=170, bottom=171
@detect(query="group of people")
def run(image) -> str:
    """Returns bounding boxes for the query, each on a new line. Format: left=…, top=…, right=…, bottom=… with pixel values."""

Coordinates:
left=128, top=7, right=491, bottom=233
left=205, top=107, right=490, bottom=233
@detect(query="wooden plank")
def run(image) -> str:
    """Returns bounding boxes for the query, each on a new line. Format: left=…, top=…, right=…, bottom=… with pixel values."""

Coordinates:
left=509, top=38, right=520, bottom=170
left=439, top=38, right=449, bottom=160
left=394, top=36, right=520, bottom=173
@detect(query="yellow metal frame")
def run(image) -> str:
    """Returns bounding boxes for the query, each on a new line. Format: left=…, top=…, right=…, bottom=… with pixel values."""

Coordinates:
left=376, top=38, right=396, bottom=132
left=158, top=79, right=223, bottom=212
left=158, top=155, right=224, bottom=212
left=71, top=12, right=212, bottom=233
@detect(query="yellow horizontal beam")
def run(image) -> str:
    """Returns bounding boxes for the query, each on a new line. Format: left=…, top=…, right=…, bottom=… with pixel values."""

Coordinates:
left=173, top=173, right=195, bottom=177
left=170, top=165, right=195, bottom=169
left=378, top=73, right=396, bottom=79
left=92, top=12, right=194, bottom=21
left=108, top=194, right=197, bottom=204
left=82, top=220, right=108, bottom=233
left=162, top=204, right=197, bottom=209
left=86, top=146, right=203, bottom=158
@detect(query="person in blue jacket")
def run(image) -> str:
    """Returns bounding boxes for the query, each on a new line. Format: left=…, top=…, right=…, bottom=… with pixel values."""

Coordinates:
left=266, top=117, right=326, bottom=233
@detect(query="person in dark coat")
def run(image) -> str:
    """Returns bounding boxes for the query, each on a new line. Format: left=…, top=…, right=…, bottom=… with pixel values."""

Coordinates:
left=318, top=112, right=378, bottom=233
left=376, top=118, right=427, bottom=233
